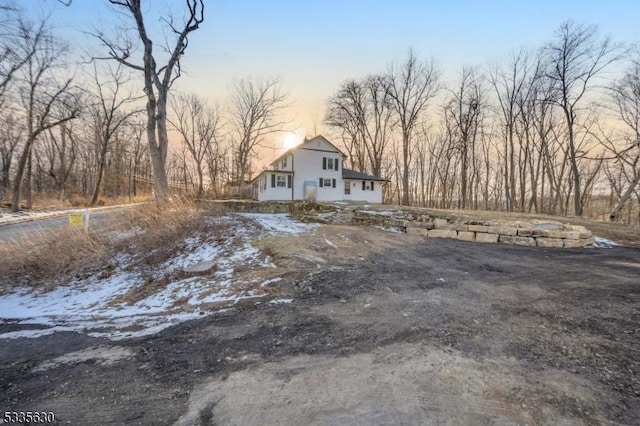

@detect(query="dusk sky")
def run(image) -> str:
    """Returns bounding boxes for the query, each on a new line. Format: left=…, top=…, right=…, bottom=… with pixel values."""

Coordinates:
left=27, top=0, right=640, bottom=148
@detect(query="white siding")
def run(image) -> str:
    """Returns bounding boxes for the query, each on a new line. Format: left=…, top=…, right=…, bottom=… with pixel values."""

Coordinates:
left=291, top=148, right=343, bottom=201
left=273, top=154, right=293, bottom=172
left=256, top=173, right=293, bottom=201
left=345, top=179, right=383, bottom=203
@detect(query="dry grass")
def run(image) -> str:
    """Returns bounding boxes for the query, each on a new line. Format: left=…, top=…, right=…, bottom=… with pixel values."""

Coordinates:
left=0, top=202, right=226, bottom=293
left=0, top=228, right=111, bottom=292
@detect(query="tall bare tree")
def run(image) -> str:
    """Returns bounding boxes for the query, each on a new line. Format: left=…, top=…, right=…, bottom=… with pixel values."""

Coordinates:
left=88, top=62, right=140, bottom=206
left=489, top=49, right=540, bottom=211
left=543, top=21, right=623, bottom=216
left=42, top=123, right=78, bottom=199
left=229, top=77, right=289, bottom=187
left=169, top=92, right=222, bottom=198
left=325, top=75, right=395, bottom=177
left=10, top=17, right=80, bottom=212
left=97, top=0, right=204, bottom=202
left=385, top=49, right=439, bottom=205
left=0, top=113, right=22, bottom=200
left=605, top=57, right=640, bottom=221
left=443, top=66, right=485, bottom=209
left=325, top=79, right=368, bottom=172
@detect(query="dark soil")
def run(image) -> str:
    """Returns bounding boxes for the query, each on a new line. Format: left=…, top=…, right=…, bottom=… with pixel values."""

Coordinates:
left=1, top=236, right=639, bottom=425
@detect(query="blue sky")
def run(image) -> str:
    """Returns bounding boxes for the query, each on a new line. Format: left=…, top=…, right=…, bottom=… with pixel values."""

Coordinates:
left=27, top=0, right=640, bottom=135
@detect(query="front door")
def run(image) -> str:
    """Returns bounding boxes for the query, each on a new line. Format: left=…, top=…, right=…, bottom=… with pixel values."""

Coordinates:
left=344, top=180, right=351, bottom=200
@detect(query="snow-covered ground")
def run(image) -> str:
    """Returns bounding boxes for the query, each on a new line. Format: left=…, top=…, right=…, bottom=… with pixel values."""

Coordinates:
left=237, top=212, right=318, bottom=234
left=0, top=213, right=315, bottom=340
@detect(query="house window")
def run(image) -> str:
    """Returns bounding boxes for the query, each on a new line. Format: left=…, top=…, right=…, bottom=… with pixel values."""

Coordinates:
left=282, top=157, right=287, bottom=168
left=344, top=181, right=350, bottom=195
left=323, top=178, right=332, bottom=187
left=276, top=175, right=286, bottom=188
left=262, top=176, right=267, bottom=191
left=323, top=157, right=337, bottom=170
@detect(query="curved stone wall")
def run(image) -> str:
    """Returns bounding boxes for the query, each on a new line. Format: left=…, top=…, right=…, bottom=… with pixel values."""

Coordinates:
left=292, top=202, right=595, bottom=249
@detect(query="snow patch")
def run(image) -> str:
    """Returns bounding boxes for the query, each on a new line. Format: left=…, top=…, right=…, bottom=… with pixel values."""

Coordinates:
left=359, top=210, right=394, bottom=216
left=32, top=346, right=133, bottom=372
left=373, top=226, right=403, bottom=233
left=324, top=235, right=337, bottom=248
left=261, top=277, right=282, bottom=287
left=268, top=299, right=293, bottom=305
left=0, top=214, right=289, bottom=341
left=592, top=236, right=619, bottom=249
left=237, top=213, right=317, bottom=235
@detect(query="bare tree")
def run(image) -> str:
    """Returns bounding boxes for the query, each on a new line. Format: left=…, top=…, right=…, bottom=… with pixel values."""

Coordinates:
left=325, top=80, right=368, bottom=172
left=443, top=67, right=485, bottom=209
left=385, top=49, right=439, bottom=205
left=97, top=0, right=204, bottom=202
left=0, top=5, right=31, bottom=109
left=10, top=17, right=80, bottom=212
left=543, top=21, right=623, bottom=216
left=325, top=75, right=395, bottom=177
left=489, top=49, right=539, bottom=211
left=42, top=123, right=78, bottom=199
left=605, top=57, right=640, bottom=221
left=0, top=113, right=22, bottom=200
left=88, top=62, right=140, bottom=206
left=169, top=92, right=222, bottom=198
left=228, top=77, right=289, bottom=187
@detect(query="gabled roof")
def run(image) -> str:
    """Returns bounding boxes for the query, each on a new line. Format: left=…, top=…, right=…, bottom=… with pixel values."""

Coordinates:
left=342, top=168, right=389, bottom=182
left=270, top=134, right=347, bottom=166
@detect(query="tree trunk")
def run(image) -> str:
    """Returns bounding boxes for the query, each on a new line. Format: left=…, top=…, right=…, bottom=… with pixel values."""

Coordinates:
left=402, top=133, right=410, bottom=205
left=26, top=149, right=33, bottom=209
left=11, top=137, right=35, bottom=212
left=609, top=171, right=640, bottom=221
left=91, top=135, right=109, bottom=206
left=567, top=120, right=582, bottom=216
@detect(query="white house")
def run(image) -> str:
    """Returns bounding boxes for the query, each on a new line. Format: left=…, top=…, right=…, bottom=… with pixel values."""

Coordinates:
left=251, top=135, right=387, bottom=203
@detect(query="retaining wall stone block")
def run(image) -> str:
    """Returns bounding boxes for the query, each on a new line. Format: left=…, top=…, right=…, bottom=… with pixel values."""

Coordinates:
left=487, top=226, right=518, bottom=236
left=457, top=231, right=476, bottom=241
left=468, top=224, right=488, bottom=232
left=476, top=232, right=499, bottom=243
left=427, top=229, right=458, bottom=239
left=536, top=238, right=564, bottom=248
left=406, top=227, right=430, bottom=236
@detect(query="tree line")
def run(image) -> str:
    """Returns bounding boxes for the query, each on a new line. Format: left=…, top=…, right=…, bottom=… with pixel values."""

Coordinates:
left=1, top=2, right=639, bottom=224
left=326, top=22, right=640, bottom=223
left=0, top=1, right=289, bottom=210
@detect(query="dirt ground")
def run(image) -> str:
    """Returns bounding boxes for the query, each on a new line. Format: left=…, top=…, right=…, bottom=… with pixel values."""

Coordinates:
left=1, top=222, right=639, bottom=425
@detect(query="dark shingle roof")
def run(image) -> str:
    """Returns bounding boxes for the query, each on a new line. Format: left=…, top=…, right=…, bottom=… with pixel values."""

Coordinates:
left=342, top=168, right=388, bottom=182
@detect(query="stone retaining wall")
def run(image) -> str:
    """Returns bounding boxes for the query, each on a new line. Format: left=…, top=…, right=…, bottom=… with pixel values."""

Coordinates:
left=199, top=199, right=291, bottom=213
left=292, top=202, right=595, bottom=249
left=352, top=209, right=594, bottom=248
